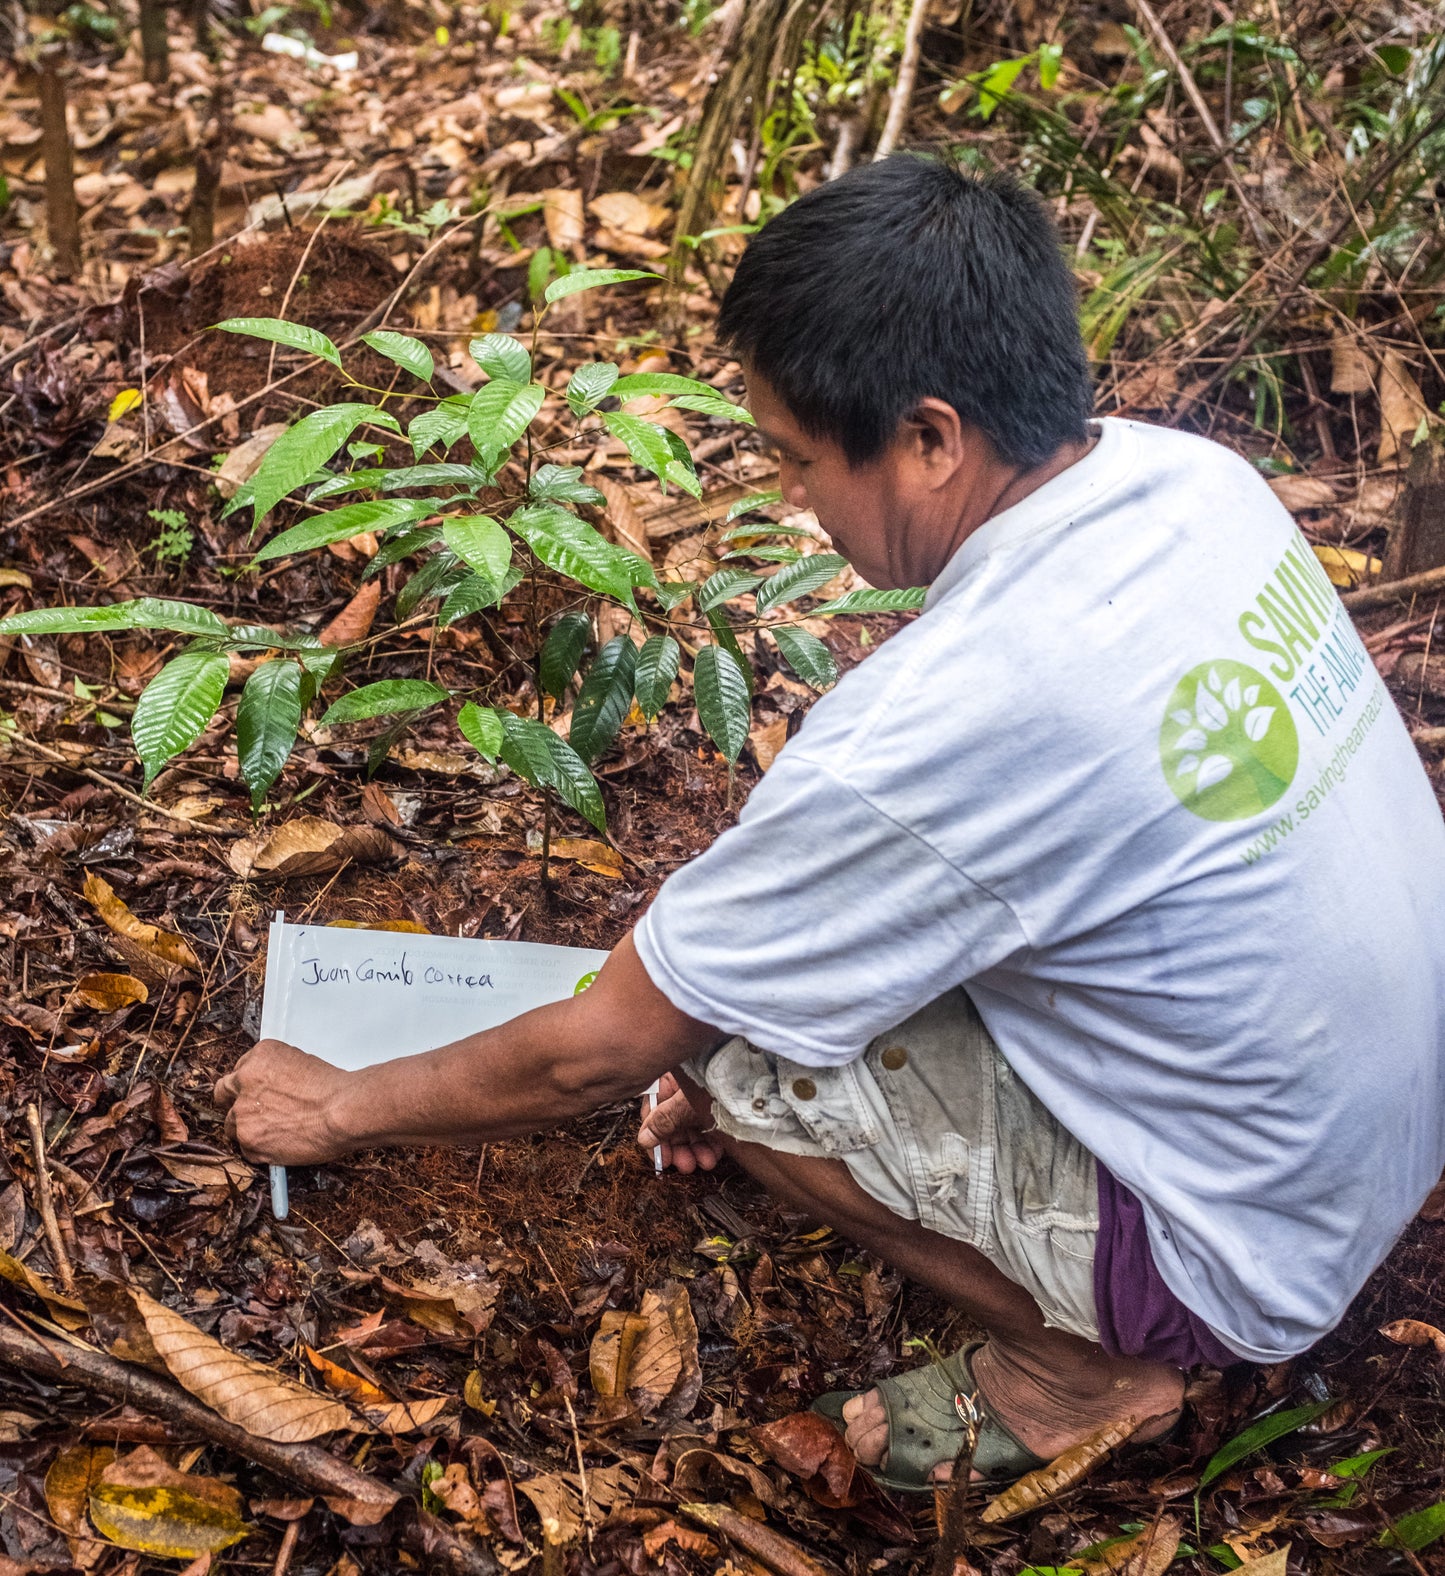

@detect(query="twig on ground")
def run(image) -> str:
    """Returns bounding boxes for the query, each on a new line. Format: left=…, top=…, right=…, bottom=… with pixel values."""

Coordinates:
left=24, top=1103, right=75, bottom=1293
left=1344, top=566, right=1445, bottom=613
left=873, top=0, right=928, bottom=162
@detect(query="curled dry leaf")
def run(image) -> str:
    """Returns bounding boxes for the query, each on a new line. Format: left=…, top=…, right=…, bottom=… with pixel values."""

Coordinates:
left=1377, top=348, right=1428, bottom=466
left=154, top=1148, right=253, bottom=1193
left=215, top=423, right=287, bottom=498
left=131, top=1287, right=354, bottom=1442
left=74, top=972, right=149, bottom=1011
left=44, top=1444, right=114, bottom=1567
left=752, top=1410, right=863, bottom=1509
left=82, top=874, right=200, bottom=975
left=1380, top=1318, right=1445, bottom=1354
left=318, top=581, right=381, bottom=648
left=0, top=1248, right=89, bottom=1329
left=672, top=1447, right=785, bottom=1510
left=89, top=1446, right=249, bottom=1559
left=227, top=818, right=398, bottom=880
left=630, top=1281, right=702, bottom=1421
left=364, top=1395, right=452, bottom=1433
left=550, top=837, right=623, bottom=876
left=1076, top=1514, right=1182, bottom=1575
left=1329, top=337, right=1373, bottom=395
left=980, top=1415, right=1140, bottom=1523
left=590, top=1310, right=649, bottom=1398
left=589, top=191, right=670, bottom=237
left=1267, top=474, right=1337, bottom=513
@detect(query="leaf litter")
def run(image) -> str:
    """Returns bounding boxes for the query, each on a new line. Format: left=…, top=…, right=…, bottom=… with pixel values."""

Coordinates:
left=0, top=0, right=1442, bottom=1566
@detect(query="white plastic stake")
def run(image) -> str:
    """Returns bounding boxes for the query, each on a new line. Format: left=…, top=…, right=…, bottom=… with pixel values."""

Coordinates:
left=266, top=910, right=289, bottom=1220
left=645, top=1078, right=663, bottom=1175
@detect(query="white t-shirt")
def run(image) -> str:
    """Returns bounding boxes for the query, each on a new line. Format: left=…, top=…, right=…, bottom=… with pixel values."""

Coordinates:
left=634, top=418, right=1445, bottom=1364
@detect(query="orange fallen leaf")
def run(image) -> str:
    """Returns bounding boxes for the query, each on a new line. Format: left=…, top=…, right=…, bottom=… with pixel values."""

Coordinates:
left=228, top=818, right=398, bottom=880
left=1380, top=1318, right=1445, bottom=1354
left=82, top=874, right=199, bottom=975
left=981, top=1415, right=1140, bottom=1523
left=74, top=972, right=149, bottom=1011
left=318, top=581, right=381, bottom=647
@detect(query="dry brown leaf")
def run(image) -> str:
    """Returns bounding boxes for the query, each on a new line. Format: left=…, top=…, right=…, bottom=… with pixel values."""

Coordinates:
left=589, top=191, right=669, bottom=236
left=155, top=1150, right=253, bottom=1193
left=643, top=1520, right=717, bottom=1559
left=516, top=1472, right=582, bottom=1548
left=44, top=1444, right=113, bottom=1568
left=1330, top=338, right=1374, bottom=395
left=387, top=745, right=479, bottom=776
left=0, top=1249, right=89, bottom=1329
left=363, top=1396, right=452, bottom=1433
left=214, top=426, right=288, bottom=498
left=1232, top=1549, right=1290, bottom=1576
left=589, top=1311, right=649, bottom=1398
left=227, top=818, right=397, bottom=880
left=304, top=1347, right=389, bottom=1405
left=630, top=1281, right=702, bottom=1421
left=980, top=1415, right=1139, bottom=1523
left=1378, top=348, right=1428, bottom=466
left=318, top=582, right=381, bottom=648
left=130, top=1287, right=355, bottom=1442
left=82, top=874, right=199, bottom=975
left=749, top=716, right=789, bottom=772
left=550, top=838, right=623, bottom=875
left=1268, top=475, right=1337, bottom=512
left=543, top=187, right=586, bottom=256
left=590, top=474, right=653, bottom=561
left=73, top=972, right=149, bottom=1011
left=1077, top=1515, right=1182, bottom=1575
left=1380, top=1318, right=1445, bottom=1353
left=592, top=226, right=670, bottom=261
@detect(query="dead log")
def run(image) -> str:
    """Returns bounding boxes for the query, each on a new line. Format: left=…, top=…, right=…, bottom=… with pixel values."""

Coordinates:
left=0, top=1319, right=499, bottom=1575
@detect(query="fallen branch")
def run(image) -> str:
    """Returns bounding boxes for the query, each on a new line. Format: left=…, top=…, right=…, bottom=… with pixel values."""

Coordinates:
left=680, top=1502, right=839, bottom=1576
left=0, top=1317, right=499, bottom=1575
left=873, top=0, right=927, bottom=162
left=1342, top=562, right=1445, bottom=613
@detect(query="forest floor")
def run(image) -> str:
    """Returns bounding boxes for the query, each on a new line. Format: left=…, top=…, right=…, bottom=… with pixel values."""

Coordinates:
left=1, top=0, right=1444, bottom=1572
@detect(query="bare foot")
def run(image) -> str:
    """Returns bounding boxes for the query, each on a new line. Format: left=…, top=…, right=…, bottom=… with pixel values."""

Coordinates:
left=840, top=1344, right=1184, bottom=1484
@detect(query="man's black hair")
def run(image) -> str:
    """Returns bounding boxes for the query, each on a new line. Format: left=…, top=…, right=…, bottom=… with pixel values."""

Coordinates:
left=717, top=155, right=1093, bottom=468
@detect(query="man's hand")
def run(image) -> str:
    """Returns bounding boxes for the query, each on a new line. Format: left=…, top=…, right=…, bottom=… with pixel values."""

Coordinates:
left=213, top=1040, right=355, bottom=1165
left=638, top=1071, right=724, bottom=1174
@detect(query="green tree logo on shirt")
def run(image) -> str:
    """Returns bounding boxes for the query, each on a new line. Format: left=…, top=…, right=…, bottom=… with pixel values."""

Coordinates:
left=1159, top=660, right=1299, bottom=821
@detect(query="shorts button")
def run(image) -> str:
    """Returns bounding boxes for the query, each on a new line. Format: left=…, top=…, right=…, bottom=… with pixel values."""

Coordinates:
left=881, top=1045, right=908, bottom=1071
left=752, top=1097, right=768, bottom=1112
left=791, top=1078, right=817, bottom=1101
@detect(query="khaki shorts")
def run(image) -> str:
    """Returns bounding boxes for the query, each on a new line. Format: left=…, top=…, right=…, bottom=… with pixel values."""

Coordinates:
left=685, top=988, right=1101, bottom=1341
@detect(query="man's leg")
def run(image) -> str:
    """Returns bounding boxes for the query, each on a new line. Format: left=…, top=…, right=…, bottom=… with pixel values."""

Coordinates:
left=672, top=1072, right=1183, bottom=1479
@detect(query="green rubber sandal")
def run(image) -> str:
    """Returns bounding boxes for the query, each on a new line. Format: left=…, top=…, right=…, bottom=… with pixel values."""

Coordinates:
left=812, top=1342, right=1047, bottom=1494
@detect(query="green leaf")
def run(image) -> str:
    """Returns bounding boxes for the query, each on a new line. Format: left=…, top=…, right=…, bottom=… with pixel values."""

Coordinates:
left=1037, top=40, right=1063, bottom=89
left=236, top=659, right=303, bottom=811
left=754, top=553, right=848, bottom=613
left=771, top=624, right=838, bottom=691
left=382, top=462, right=490, bottom=493
left=222, top=625, right=322, bottom=653
left=723, top=546, right=802, bottom=563
left=634, top=634, right=680, bottom=720
left=508, top=502, right=642, bottom=602
left=361, top=330, right=434, bottom=382
left=363, top=523, right=444, bottom=579
left=610, top=372, right=717, bottom=400
left=812, top=586, right=928, bottom=615
left=409, top=397, right=472, bottom=459
left=705, top=607, right=755, bottom=696
left=131, top=651, right=229, bottom=791
left=660, top=427, right=703, bottom=499
left=442, top=515, right=512, bottom=582
left=308, top=467, right=388, bottom=501
left=693, top=644, right=751, bottom=764
left=567, top=362, right=619, bottom=416
left=543, top=268, right=659, bottom=304
left=467, top=379, right=546, bottom=467
left=251, top=405, right=400, bottom=523
left=540, top=611, right=593, bottom=702
left=214, top=316, right=342, bottom=370
left=1381, top=1501, right=1445, bottom=1552
left=395, top=553, right=465, bottom=621
left=719, top=522, right=814, bottom=543
left=457, top=701, right=505, bottom=762
left=1199, top=1401, right=1333, bottom=1490
left=0, top=597, right=228, bottom=639
left=724, top=489, right=784, bottom=522
left=569, top=635, right=637, bottom=762
left=653, top=581, right=695, bottom=612
left=498, top=713, right=606, bottom=832
left=254, top=498, right=436, bottom=562
left=602, top=411, right=674, bottom=481
left=469, top=333, right=531, bottom=383
left=321, top=679, right=449, bottom=727
left=697, top=567, right=764, bottom=610
left=529, top=464, right=606, bottom=507
left=439, top=566, right=521, bottom=626
left=667, top=392, right=754, bottom=424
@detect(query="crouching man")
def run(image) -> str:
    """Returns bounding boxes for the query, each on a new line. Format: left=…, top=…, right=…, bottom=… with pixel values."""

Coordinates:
left=216, top=156, right=1445, bottom=1492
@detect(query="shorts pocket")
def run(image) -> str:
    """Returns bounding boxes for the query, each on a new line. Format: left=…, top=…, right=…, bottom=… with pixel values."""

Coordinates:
left=774, top=1056, right=882, bottom=1155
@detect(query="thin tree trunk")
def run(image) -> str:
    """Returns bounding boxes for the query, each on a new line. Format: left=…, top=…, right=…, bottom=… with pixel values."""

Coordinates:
left=874, top=0, right=929, bottom=161
left=188, top=81, right=228, bottom=256
left=140, top=0, right=169, bottom=85
left=36, top=43, right=81, bottom=281
left=192, top=0, right=213, bottom=57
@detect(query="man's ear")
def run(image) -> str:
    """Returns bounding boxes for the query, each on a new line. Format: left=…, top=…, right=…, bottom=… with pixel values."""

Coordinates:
left=904, top=397, right=969, bottom=488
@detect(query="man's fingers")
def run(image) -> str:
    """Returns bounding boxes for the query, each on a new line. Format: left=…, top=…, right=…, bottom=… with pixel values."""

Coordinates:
left=213, top=1073, right=237, bottom=1110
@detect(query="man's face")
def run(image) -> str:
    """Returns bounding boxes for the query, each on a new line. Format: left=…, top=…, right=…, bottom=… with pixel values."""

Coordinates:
left=745, top=372, right=959, bottom=591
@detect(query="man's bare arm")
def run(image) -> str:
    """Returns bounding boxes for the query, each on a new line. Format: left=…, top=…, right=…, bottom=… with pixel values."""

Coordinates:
left=213, top=932, right=722, bottom=1165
